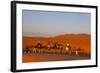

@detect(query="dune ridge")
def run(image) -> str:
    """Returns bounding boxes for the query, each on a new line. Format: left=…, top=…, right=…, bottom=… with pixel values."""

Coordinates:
left=22, top=34, right=91, bottom=63
left=23, top=34, right=90, bottom=53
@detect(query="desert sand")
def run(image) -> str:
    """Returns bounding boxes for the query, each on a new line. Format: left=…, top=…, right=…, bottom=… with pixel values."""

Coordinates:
left=22, top=34, right=91, bottom=63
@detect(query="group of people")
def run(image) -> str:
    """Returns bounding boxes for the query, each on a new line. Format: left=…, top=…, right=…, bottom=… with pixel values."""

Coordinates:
left=32, top=41, right=71, bottom=50
left=23, top=41, right=73, bottom=54
left=23, top=40, right=90, bottom=57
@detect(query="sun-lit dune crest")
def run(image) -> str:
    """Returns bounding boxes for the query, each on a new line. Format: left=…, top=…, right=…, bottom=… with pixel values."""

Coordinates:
left=54, top=33, right=90, bottom=38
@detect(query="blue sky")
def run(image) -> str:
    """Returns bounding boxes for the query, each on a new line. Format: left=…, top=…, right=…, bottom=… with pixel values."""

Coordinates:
left=22, top=10, right=91, bottom=37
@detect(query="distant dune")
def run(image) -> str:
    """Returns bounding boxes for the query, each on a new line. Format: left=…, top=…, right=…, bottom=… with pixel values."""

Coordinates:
left=23, top=34, right=91, bottom=53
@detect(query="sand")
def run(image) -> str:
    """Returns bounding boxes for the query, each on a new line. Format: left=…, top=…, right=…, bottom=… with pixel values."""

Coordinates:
left=22, top=34, right=91, bottom=63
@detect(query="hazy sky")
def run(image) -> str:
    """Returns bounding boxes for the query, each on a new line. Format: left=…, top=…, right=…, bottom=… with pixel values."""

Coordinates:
left=22, top=10, right=91, bottom=37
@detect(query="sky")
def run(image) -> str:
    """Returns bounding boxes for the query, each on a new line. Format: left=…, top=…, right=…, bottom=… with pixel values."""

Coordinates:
left=22, top=10, right=91, bottom=37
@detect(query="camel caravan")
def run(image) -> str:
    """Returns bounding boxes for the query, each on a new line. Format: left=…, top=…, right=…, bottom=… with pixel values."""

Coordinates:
left=23, top=41, right=87, bottom=56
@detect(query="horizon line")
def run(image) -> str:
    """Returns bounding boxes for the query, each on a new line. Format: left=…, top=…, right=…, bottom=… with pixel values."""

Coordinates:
left=23, top=33, right=91, bottom=38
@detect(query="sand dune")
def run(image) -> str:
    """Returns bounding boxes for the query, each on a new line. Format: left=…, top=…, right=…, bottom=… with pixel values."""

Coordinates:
left=22, top=34, right=91, bottom=63
left=23, top=34, right=91, bottom=53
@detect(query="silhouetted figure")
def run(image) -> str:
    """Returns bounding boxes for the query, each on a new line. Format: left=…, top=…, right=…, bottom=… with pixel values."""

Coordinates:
left=77, top=48, right=81, bottom=51
left=24, top=46, right=31, bottom=54
left=54, top=42, right=61, bottom=49
left=35, top=41, right=42, bottom=49
left=47, top=41, right=51, bottom=49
